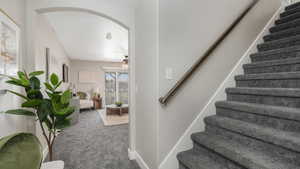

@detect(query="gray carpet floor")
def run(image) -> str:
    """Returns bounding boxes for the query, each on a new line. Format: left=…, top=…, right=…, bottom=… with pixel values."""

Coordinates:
left=52, top=110, right=140, bottom=169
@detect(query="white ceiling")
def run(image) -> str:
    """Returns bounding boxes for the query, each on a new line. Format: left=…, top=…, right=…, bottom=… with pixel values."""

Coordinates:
left=44, top=11, right=129, bottom=62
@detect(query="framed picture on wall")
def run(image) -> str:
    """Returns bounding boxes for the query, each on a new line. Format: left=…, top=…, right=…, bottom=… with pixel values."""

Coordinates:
left=62, top=64, right=69, bottom=83
left=45, top=48, right=50, bottom=82
left=0, top=9, right=20, bottom=77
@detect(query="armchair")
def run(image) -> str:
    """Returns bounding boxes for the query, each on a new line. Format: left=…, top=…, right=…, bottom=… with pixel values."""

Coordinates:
left=0, top=133, right=64, bottom=169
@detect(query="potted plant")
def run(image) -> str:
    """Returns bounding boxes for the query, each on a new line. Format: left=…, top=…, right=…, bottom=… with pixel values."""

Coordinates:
left=115, top=101, right=123, bottom=107
left=0, top=71, right=74, bottom=161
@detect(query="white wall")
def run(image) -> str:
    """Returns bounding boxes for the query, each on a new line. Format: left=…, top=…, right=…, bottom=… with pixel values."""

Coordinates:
left=135, top=0, right=282, bottom=168
left=135, top=0, right=159, bottom=168
left=70, top=60, right=123, bottom=97
left=35, top=14, right=70, bottom=89
left=158, top=0, right=281, bottom=163
left=0, top=0, right=36, bottom=138
left=159, top=1, right=282, bottom=168
left=158, top=0, right=249, bottom=161
left=34, top=14, right=71, bottom=150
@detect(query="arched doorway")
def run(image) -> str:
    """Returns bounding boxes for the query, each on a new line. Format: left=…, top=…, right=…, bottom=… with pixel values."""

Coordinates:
left=32, top=6, right=136, bottom=164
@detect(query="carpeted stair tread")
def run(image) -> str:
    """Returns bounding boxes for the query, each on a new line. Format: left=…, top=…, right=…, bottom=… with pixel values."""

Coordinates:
left=276, top=12, right=300, bottom=25
left=264, top=26, right=300, bottom=42
left=275, top=12, right=300, bottom=25
left=226, top=87, right=300, bottom=97
left=286, top=1, right=300, bottom=11
left=244, top=57, right=300, bottom=69
left=191, top=132, right=299, bottom=169
left=204, top=115, right=300, bottom=153
left=270, top=18, right=300, bottom=33
left=177, top=149, right=225, bottom=169
left=177, top=4, right=300, bottom=169
left=250, top=45, right=300, bottom=62
left=226, top=87, right=300, bottom=108
left=235, top=71, right=300, bottom=88
left=242, top=58, right=300, bottom=74
left=235, top=72, right=300, bottom=80
left=281, top=6, right=300, bottom=17
left=215, top=100, right=300, bottom=122
left=257, top=34, right=300, bottom=51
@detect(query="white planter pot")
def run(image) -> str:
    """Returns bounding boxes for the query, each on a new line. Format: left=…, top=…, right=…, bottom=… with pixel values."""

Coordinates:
left=41, top=161, right=64, bottom=169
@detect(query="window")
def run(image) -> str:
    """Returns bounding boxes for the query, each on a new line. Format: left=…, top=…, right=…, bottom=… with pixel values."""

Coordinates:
left=105, top=72, right=128, bottom=105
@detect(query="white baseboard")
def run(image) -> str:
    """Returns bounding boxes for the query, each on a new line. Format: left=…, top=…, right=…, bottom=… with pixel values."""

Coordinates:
left=134, top=151, right=150, bottom=169
left=128, top=148, right=136, bottom=160
left=128, top=149, right=150, bottom=169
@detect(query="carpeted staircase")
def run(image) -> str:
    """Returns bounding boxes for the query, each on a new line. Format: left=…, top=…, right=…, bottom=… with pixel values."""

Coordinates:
left=177, top=2, right=300, bottom=169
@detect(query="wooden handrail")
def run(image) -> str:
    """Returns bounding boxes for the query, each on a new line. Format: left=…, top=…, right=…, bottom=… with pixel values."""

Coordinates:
left=159, top=0, right=259, bottom=105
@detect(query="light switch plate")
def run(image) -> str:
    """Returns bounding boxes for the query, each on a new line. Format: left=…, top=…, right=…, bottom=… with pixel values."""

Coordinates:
left=165, top=68, right=173, bottom=80
left=0, top=89, right=7, bottom=95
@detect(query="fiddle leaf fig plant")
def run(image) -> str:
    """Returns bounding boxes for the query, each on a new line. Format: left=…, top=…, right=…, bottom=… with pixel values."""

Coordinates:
left=0, top=70, right=74, bottom=161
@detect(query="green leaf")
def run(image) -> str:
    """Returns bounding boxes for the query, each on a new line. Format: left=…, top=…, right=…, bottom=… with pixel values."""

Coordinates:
left=17, top=71, right=27, bottom=80
left=50, top=74, right=59, bottom=86
left=22, top=99, right=43, bottom=108
left=55, top=118, right=71, bottom=129
left=17, top=71, right=25, bottom=78
left=37, top=99, right=53, bottom=121
left=44, top=82, right=54, bottom=91
left=46, top=91, right=53, bottom=98
left=3, top=109, right=35, bottom=116
left=61, top=90, right=72, bottom=104
left=27, top=89, right=43, bottom=100
left=52, top=101, right=64, bottom=113
left=43, top=118, right=53, bottom=129
left=54, top=106, right=74, bottom=117
left=6, top=79, right=28, bottom=88
left=29, top=77, right=41, bottom=90
left=54, top=81, right=62, bottom=90
left=7, top=90, right=29, bottom=100
left=29, top=71, right=44, bottom=77
left=17, top=72, right=30, bottom=86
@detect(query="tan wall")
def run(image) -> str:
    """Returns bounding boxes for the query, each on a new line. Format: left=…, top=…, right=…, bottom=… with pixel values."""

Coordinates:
left=70, top=60, right=123, bottom=99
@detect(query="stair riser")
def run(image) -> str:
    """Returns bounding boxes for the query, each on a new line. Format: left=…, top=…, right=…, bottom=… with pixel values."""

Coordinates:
left=236, top=79, right=300, bottom=88
left=204, top=125, right=300, bottom=165
left=244, top=63, right=300, bottom=74
left=250, top=51, right=300, bottom=62
left=275, top=13, right=300, bottom=25
left=264, top=29, right=300, bottom=42
left=286, top=2, right=300, bottom=11
left=257, top=39, right=300, bottom=52
left=179, top=163, right=188, bottom=169
left=216, top=107, right=300, bottom=132
left=192, top=143, right=247, bottom=169
left=270, top=20, right=300, bottom=33
left=236, top=78, right=300, bottom=88
left=226, top=93, right=300, bottom=108
left=193, top=134, right=269, bottom=169
left=281, top=8, right=300, bottom=18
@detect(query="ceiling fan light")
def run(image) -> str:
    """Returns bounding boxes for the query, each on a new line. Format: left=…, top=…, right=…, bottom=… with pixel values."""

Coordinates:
left=122, top=55, right=128, bottom=64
